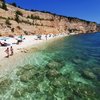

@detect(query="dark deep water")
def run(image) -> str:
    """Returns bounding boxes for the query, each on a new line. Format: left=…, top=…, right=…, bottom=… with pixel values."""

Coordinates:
left=0, top=33, right=100, bottom=100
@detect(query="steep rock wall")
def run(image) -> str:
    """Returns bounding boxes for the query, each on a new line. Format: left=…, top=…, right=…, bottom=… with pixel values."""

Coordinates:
left=0, top=1, right=97, bottom=36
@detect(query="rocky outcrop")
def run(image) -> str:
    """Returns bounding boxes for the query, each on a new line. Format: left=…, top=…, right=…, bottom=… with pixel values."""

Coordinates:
left=97, top=24, right=100, bottom=32
left=0, top=1, right=98, bottom=36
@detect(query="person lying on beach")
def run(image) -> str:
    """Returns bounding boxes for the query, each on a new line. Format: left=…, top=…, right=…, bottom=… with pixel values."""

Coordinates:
left=5, top=47, right=9, bottom=58
left=0, top=42, right=9, bottom=46
left=17, top=39, right=22, bottom=44
left=18, top=35, right=25, bottom=41
left=16, top=35, right=25, bottom=44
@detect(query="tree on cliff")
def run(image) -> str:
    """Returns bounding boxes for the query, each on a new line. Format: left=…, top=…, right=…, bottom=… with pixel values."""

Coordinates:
left=0, top=0, right=4, bottom=2
left=5, top=18, right=11, bottom=25
left=1, top=0, right=8, bottom=10
left=10, top=2, right=17, bottom=7
left=15, top=14, right=20, bottom=23
left=16, top=10, right=23, bottom=16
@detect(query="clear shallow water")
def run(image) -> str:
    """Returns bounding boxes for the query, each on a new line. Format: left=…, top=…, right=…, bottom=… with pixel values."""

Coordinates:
left=0, top=33, right=100, bottom=100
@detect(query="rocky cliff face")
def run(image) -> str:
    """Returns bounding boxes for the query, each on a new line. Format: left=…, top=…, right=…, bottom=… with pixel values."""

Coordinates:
left=0, top=1, right=98, bottom=36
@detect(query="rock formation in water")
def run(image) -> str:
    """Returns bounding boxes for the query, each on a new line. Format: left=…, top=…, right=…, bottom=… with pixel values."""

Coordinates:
left=97, top=24, right=100, bottom=32
left=0, top=1, right=98, bottom=36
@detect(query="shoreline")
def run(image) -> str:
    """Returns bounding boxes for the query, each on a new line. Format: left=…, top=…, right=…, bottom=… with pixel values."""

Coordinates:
left=0, top=34, right=68, bottom=77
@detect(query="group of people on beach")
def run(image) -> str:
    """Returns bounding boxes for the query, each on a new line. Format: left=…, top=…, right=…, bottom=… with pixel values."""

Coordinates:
left=5, top=46, right=14, bottom=58
left=1, top=34, right=64, bottom=58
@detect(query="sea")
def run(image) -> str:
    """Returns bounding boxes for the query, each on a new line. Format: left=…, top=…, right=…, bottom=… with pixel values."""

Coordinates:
left=0, top=32, right=100, bottom=100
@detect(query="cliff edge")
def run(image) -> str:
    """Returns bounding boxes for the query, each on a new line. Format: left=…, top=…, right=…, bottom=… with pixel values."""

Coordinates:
left=0, top=1, right=98, bottom=36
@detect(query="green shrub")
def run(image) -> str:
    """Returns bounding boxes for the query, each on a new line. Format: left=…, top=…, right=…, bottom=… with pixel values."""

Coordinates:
left=15, top=14, right=20, bottom=23
left=0, top=16, right=6, bottom=19
left=21, top=20, right=32, bottom=25
left=5, top=18, right=11, bottom=25
left=1, top=1, right=8, bottom=10
left=16, top=26, right=21, bottom=30
left=31, top=15, right=40, bottom=19
left=11, top=28, right=14, bottom=32
left=24, top=31, right=29, bottom=35
left=16, top=10, right=23, bottom=16
left=10, top=2, right=17, bottom=7
left=27, top=15, right=31, bottom=19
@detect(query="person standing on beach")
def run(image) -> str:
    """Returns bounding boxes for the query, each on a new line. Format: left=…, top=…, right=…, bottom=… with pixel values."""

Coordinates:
left=10, top=46, right=14, bottom=56
left=45, top=35, right=47, bottom=40
left=19, top=35, right=23, bottom=41
left=5, top=47, right=9, bottom=58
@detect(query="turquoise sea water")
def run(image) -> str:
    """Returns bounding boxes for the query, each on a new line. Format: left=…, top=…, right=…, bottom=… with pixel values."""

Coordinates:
left=0, top=33, right=100, bottom=100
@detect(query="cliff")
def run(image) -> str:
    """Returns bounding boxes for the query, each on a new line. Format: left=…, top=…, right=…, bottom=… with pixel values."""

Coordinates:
left=0, top=1, right=98, bottom=36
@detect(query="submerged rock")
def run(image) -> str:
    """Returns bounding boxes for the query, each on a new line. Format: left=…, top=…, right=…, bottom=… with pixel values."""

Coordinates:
left=1, top=63, right=99, bottom=99
left=46, top=69, right=60, bottom=80
left=72, top=58, right=82, bottom=64
left=48, top=69, right=60, bottom=77
left=0, top=78, right=12, bottom=94
left=92, top=67, right=100, bottom=80
left=47, top=61, right=62, bottom=70
left=51, top=78, right=65, bottom=88
left=81, top=69, right=97, bottom=80
left=16, top=65, right=36, bottom=76
left=67, top=96, right=74, bottom=100
left=25, top=87, right=35, bottom=93
left=13, top=89, right=25, bottom=98
left=16, top=65, right=38, bottom=82
left=0, top=78, right=12, bottom=87
left=23, top=64, right=34, bottom=70
left=19, top=69, right=35, bottom=82
left=24, top=80, right=39, bottom=93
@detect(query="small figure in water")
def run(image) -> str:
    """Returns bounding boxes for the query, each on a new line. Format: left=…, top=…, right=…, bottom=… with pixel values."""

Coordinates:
left=5, top=47, right=9, bottom=58
left=10, top=46, right=14, bottom=56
